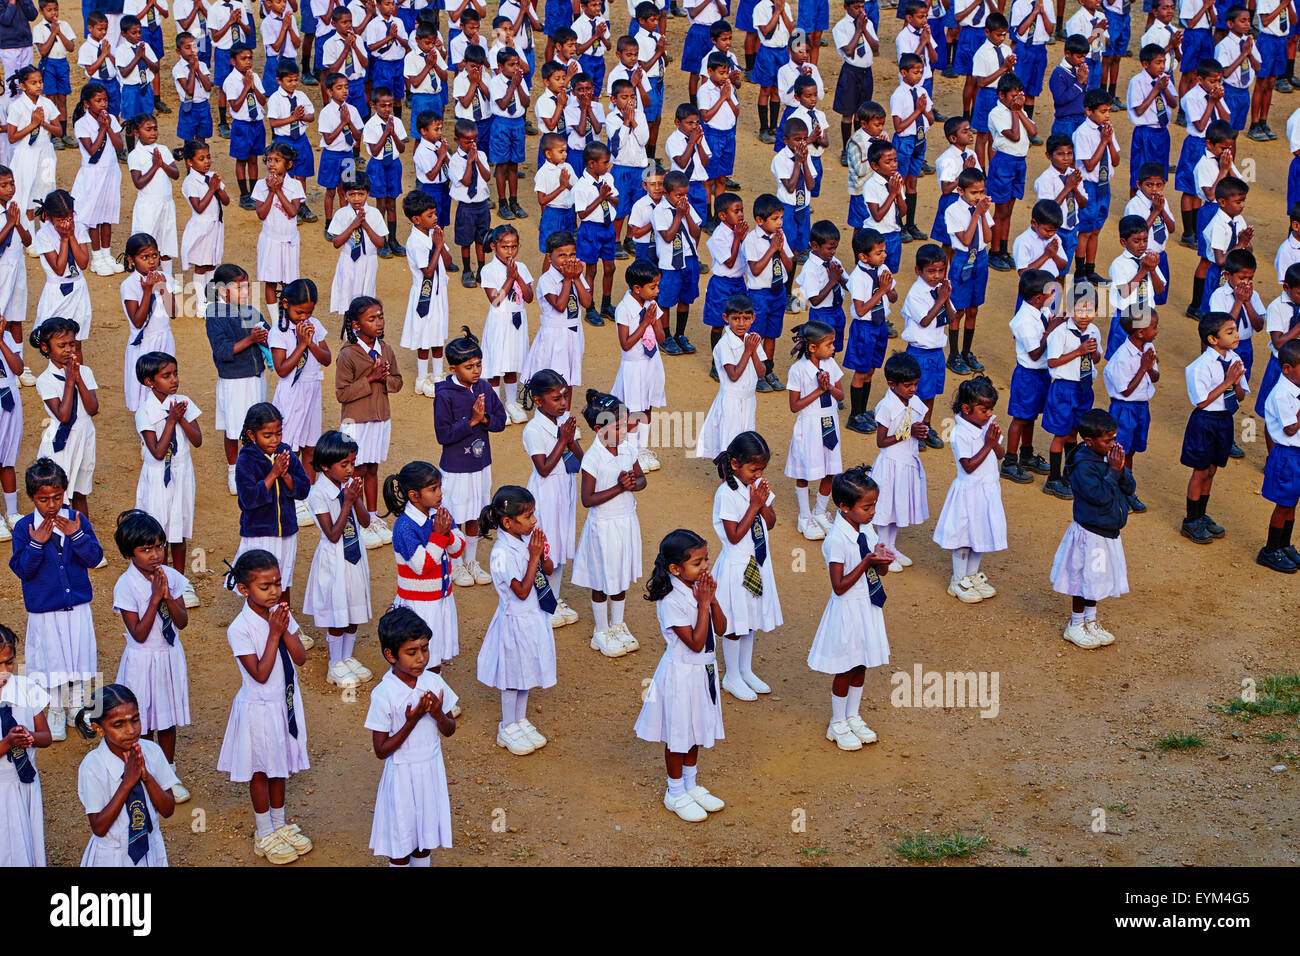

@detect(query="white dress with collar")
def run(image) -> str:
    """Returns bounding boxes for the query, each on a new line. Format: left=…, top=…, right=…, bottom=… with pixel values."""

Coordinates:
left=522, top=411, right=580, bottom=567
left=807, top=515, right=891, bottom=674
left=0, top=674, right=48, bottom=867
left=931, top=416, right=1008, bottom=553
left=77, top=737, right=178, bottom=867
left=476, top=530, right=558, bottom=691
left=569, top=436, right=643, bottom=595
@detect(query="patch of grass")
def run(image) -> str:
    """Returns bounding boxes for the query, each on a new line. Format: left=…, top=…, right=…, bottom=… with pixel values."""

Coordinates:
left=1155, top=732, right=1205, bottom=751
left=509, top=846, right=535, bottom=861
left=891, top=830, right=989, bottom=863
left=1006, top=845, right=1029, bottom=857
left=1221, top=673, right=1300, bottom=721
left=798, top=845, right=829, bottom=865
left=1261, top=731, right=1286, bottom=745
left=1105, top=802, right=1131, bottom=814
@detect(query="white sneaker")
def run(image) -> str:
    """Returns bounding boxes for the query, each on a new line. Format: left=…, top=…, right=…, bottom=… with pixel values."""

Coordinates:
left=517, top=718, right=547, bottom=748
left=612, top=621, right=638, bottom=652
left=637, top=449, right=661, bottom=472
left=361, top=523, right=384, bottom=550
left=947, top=576, right=983, bottom=603
left=18, top=368, right=35, bottom=387
left=722, top=672, right=757, bottom=701
left=451, top=562, right=475, bottom=587
left=344, top=656, right=373, bottom=681
left=826, top=719, right=862, bottom=751
left=686, top=785, right=725, bottom=812
left=326, top=661, right=359, bottom=687
left=48, top=708, right=66, bottom=741
left=505, top=401, right=528, bottom=424
left=888, top=559, right=903, bottom=573
left=298, top=632, right=315, bottom=651
left=0, top=520, right=10, bottom=542
left=294, top=499, right=314, bottom=527
left=798, top=516, right=826, bottom=541
left=5, top=513, right=20, bottom=529
left=172, top=779, right=191, bottom=803
left=109, top=251, right=125, bottom=273
left=557, top=600, right=579, bottom=625
left=664, top=790, right=708, bottom=822
left=893, top=549, right=912, bottom=567
left=182, top=581, right=200, bottom=608
left=590, top=628, right=627, bottom=658
left=1063, top=622, right=1101, bottom=649
left=423, top=376, right=440, bottom=397
left=969, top=571, right=997, bottom=598
left=496, top=721, right=534, bottom=755
left=92, top=555, right=107, bottom=569
left=846, top=714, right=878, bottom=744
left=227, top=470, right=238, bottom=495
left=741, top=670, right=771, bottom=694
left=468, top=560, right=491, bottom=585
left=89, top=249, right=110, bottom=276
left=814, top=511, right=835, bottom=534
left=1084, top=620, right=1116, bottom=645
left=550, top=608, right=569, bottom=628
left=371, top=517, right=393, bottom=544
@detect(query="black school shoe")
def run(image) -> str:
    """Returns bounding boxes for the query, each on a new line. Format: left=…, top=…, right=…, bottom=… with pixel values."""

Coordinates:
left=1228, top=442, right=1245, bottom=459
left=509, top=198, right=529, bottom=219
left=446, top=261, right=459, bottom=273
left=585, top=307, right=605, bottom=327
left=1019, top=449, right=1050, bottom=475
left=846, top=412, right=874, bottom=434
left=1042, top=477, right=1073, bottom=499
left=1181, top=516, right=1213, bottom=543
left=1126, top=492, right=1147, bottom=513
left=963, top=350, right=985, bottom=372
left=675, top=334, right=696, bottom=354
left=947, top=352, right=971, bottom=375
left=763, top=371, right=785, bottom=391
left=601, top=304, right=616, bottom=322
left=388, top=236, right=406, bottom=257
left=661, top=335, right=682, bottom=356
left=1257, top=547, right=1298, bottom=572
left=1202, top=513, right=1226, bottom=537
left=461, top=268, right=477, bottom=288
left=924, top=430, right=944, bottom=449
left=1000, top=459, right=1033, bottom=483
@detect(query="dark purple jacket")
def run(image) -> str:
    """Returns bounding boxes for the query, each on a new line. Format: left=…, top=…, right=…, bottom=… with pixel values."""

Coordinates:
left=0, top=0, right=36, bottom=50
left=433, top=375, right=506, bottom=473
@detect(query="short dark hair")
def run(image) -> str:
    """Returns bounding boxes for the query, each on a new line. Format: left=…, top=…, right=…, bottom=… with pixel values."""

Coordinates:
left=1031, top=199, right=1063, bottom=229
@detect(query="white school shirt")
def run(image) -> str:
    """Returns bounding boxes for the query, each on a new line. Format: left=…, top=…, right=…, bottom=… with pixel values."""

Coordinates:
left=751, top=0, right=791, bottom=47
left=363, top=113, right=407, bottom=160
left=364, top=668, right=458, bottom=762
left=652, top=200, right=702, bottom=270
left=832, top=15, right=875, bottom=69
left=1265, top=377, right=1300, bottom=445
left=226, top=601, right=305, bottom=713
left=1215, top=33, right=1259, bottom=89
left=1140, top=22, right=1178, bottom=70
left=771, top=147, right=816, bottom=208
left=1127, top=70, right=1176, bottom=127
left=1010, top=301, right=1051, bottom=370
left=1009, top=0, right=1054, bottom=45
left=1108, top=252, right=1162, bottom=315
left=481, top=257, right=533, bottom=328
left=971, top=40, right=1014, bottom=83
left=1123, top=193, right=1170, bottom=254
left=448, top=31, right=483, bottom=70
left=498, top=0, right=536, bottom=51
left=1185, top=346, right=1248, bottom=409
left=114, top=40, right=155, bottom=86
left=128, top=144, right=176, bottom=205
left=1034, top=165, right=1085, bottom=230
left=534, top=89, right=565, bottom=136
left=629, top=194, right=656, bottom=240
left=404, top=49, right=444, bottom=95
left=533, top=160, right=574, bottom=207
left=267, top=317, right=328, bottom=386
left=1259, top=0, right=1294, bottom=37
left=573, top=12, right=610, bottom=58
left=536, top=266, right=578, bottom=327
left=563, top=99, right=605, bottom=152
left=581, top=436, right=638, bottom=519
left=901, top=277, right=948, bottom=349
left=447, top=147, right=491, bottom=203
left=317, top=100, right=362, bottom=152
left=573, top=171, right=618, bottom=224
left=789, top=105, right=828, bottom=158
left=323, top=34, right=367, bottom=81
left=1180, top=85, right=1215, bottom=134
left=77, top=738, right=177, bottom=866
left=705, top=222, right=747, bottom=279
left=364, top=14, right=408, bottom=61
left=174, top=0, right=208, bottom=53
left=181, top=169, right=223, bottom=224
left=32, top=19, right=76, bottom=59
left=78, top=38, right=116, bottom=82
left=1012, top=227, right=1064, bottom=276
left=741, top=228, right=794, bottom=289
left=36, top=362, right=98, bottom=415
left=0, top=675, right=48, bottom=786
left=846, top=260, right=891, bottom=323
left=113, top=562, right=190, bottom=652
left=221, top=71, right=265, bottom=121
left=890, top=81, right=930, bottom=138
left=328, top=204, right=388, bottom=257
left=1206, top=208, right=1247, bottom=259
left=697, top=77, right=739, bottom=131
left=268, top=89, right=316, bottom=146
left=895, top=23, right=935, bottom=80
left=1072, top=117, right=1118, bottom=185
left=261, top=11, right=300, bottom=61
left=697, top=44, right=741, bottom=77
left=862, top=172, right=901, bottom=233
left=171, top=59, right=212, bottom=105
left=796, top=255, right=845, bottom=311
left=957, top=0, right=991, bottom=27
left=606, top=108, right=649, bottom=167
left=1046, top=319, right=1101, bottom=381
left=988, top=102, right=1029, bottom=158
left=1275, top=235, right=1300, bottom=285
left=935, top=144, right=977, bottom=187
left=776, top=60, right=825, bottom=108
left=249, top=176, right=305, bottom=241
left=688, top=0, right=727, bottom=28
left=1208, top=283, right=1265, bottom=340
left=1103, top=337, right=1158, bottom=402
left=1267, top=295, right=1300, bottom=358
left=665, top=128, right=711, bottom=182
left=1179, top=0, right=1214, bottom=30
left=207, top=0, right=244, bottom=51
left=606, top=60, right=653, bottom=100
left=124, top=0, right=168, bottom=25
left=1193, top=151, right=1240, bottom=201
left=486, top=41, right=528, bottom=76
left=1065, top=8, right=1107, bottom=59
left=7, top=94, right=54, bottom=152
left=944, top=199, right=992, bottom=251
left=73, top=112, right=121, bottom=164
left=414, top=137, right=449, bottom=186
left=487, top=72, right=526, bottom=119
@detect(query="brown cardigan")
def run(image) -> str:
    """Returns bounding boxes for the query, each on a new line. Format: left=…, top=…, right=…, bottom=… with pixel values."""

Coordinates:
left=335, top=339, right=404, bottom=424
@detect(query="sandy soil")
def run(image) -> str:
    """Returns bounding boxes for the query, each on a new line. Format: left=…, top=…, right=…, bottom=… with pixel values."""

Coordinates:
left=6, top=3, right=1298, bottom=867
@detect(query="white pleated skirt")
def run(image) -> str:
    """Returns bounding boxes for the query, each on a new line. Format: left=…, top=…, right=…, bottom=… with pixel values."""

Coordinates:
left=257, top=232, right=300, bottom=284
left=931, top=480, right=1008, bottom=553
left=633, top=653, right=725, bottom=752
left=71, top=160, right=122, bottom=228
left=331, top=252, right=379, bottom=317
left=570, top=512, right=643, bottom=595
left=0, top=775, right=44, bottom=866
left=807, top=594, right=890, bottom=674
left=236, top=534, right=298, bottom=589
left=476, top=610, right=557, bottom=691
left=442, top=468, right=492, bottom=526
left=481, top=311, right=531, bottom=379
left=214, top=375, right=267, bottom=439
left=340, top=419, right=390, bottom=466
left=370, top=754, right=453, bottom=858
left=611, top=354, right=667, bottom=413
left=25, top=605, right=97, bottom=685
left=522, top=324, right=583, bottom=387
left=302, top=547, right=372, bottom=629
left=271, top=378, right=323, bottom=452
left=526, top=470, right=577, bottom=567
left=115, top=641, right=190, bottom=732
left=180, top=217, right=224, bottom=270
left=132, top=195, right=179, bottom=258
left=1049, top=522, right=1130, bottom=601
left=391, top=595, right=459, bottom=664
left=711, top=550, right=783, bottom=635
left=216, top=689, right=310, bottom=782
left=870, top=452, right=929, bottom=528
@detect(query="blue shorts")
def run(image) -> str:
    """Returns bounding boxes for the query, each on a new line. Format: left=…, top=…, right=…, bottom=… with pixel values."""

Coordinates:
left=409, top=92, right=440, bottom=124
left=1256, top=355, right=1283, bottom=416
left=689, top=180, right=708, bottom=224
left=634, top=240, right=653, bottom=263
left=1195, top=199, right=1217, bottom=258
left=1007, top=365, right=1051, bottom=420
left=1012, top=41, right=1047, bottom=98
left=262, top=55, right=295, bottom=94
left=843, top=319, right=888, bottom=372
left=347, top=78, right=369, bottom=119
left=120, top=83, right=154, bottom=123
left=1154, top=249, right=1168, bottom=306
left=1103, top=8, right=1130, bottom=57
left=1263, top=443, right=1300, bottom=506
left=749, top=283, right=787, bottom=338
left=229, top=116, right=265, bottom=160
left=1109, top=398, right=1151, bottom=454
left=1078, top=180, right=1110, bottom=234
left=987, top=152, right=1027, bottom=204
left=810, top=303, right=846, bottom=350
left=177, top=100, right=214, bottom=140
left=214, top=47, right=233, bottom=87
left=566, top=146, right=586, bottom=178
left=318, top=148, right=353, bottom=188
left=703, top=274, right=746, bottom=327
left=273, top=131, right=315, bottom=178
left=454, top=198, right=491, bottom=248
left=735, top=0, right=757, bottom=32
left=1174, top=134, right=1204, bottom=195
left=882, top=229, right=901, bottom=274
left=39, top=57, right=70, bottom=96
left=647, top=76, right=664, bottom=122
left=612, top=164, right=645, bottom=219
left=143, top=22, right=164, bottom=58
left=1058, top=227, right=1079, bottom=266
left=396, top=7, right=415, bottom=33
left=931, top=15, right=949, bottom=70
left=1051, top=112, right=1084, bottom=139
left=576, top=219, right=617, bottom=263
left=906, top=344, right=946, bottom=401
left=796, top=0, right=830, bottom=31
left=931, top=192, right=957, bottom=242
left=682, top=23, right=712, bottom=73
left=545, top=0, right=575, bottom=35
left=1085, top=55, right=1102, bottom=89
left=1223, top=84, right=1249, bottom=131
left=970, top=86, right=997, bottom=133
left=1180, top=407, right=1234, bottom=469
left=1041, top=376, right=1095, bottom=436
left=1180, top=28, right=1213, bottom=75
left=848, top=194, right=867, bottom=230
left=538, top=204, right=575, bottom=251
left=489, top=114, right=525, bottom=165
left=579, top=53, right=606, bottom=93
left=1259, top=33, right=1288, bottom=78
left=372, top=57, right=405, bottom=100
left=893, top=131, right=927, bottom=179
left=1129, top=124, right=1170, bottom=190
left=952, top=26, right=985, bottom=76
left=832, top=63, right=873, bottom=119
left=1236, top=337, right=1255, bottom=381
left=704, top=125, right=736, bottom=179
left=1213, top=0, right=1233, bottom=29
left=419, top=180, right=452, bottom=229
left=948, top=248, right=988, bottom=311
left=658, top=259, right=702, bottom=308
left=366, top=155, right=403, bottom=198
left=1289, top=155, right=1300, bottom=214
left=301, top=2, right=318, bottom=34
left=752, top=44, right=788, bottom=89
left=783, top=203, right=811, bottom=252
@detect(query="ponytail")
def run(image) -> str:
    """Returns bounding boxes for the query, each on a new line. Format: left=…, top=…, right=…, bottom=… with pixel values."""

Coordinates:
left=478, top=484, right=535, bottom=540
left=381, top=460, right=442, bottom=518
left=643, top=529, right=707, bottom=602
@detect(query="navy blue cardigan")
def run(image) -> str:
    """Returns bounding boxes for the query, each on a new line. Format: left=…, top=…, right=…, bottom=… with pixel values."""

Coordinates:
left=432, top=375, right=507, bottom=473
left=235, top=443, right=311, bottom=538
left=1068, top=445, right=1136, bottom=539
left=8, top=508, right=103, bottom=612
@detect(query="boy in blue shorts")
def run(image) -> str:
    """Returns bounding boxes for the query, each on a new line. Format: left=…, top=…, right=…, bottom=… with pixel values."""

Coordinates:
left=363, top=87, right=407, bottom=255
left=321, top=7, right=369, bottom=120
left=698, top=53, right=738, bottom=227
left=741, top=191, right=795, bottom=390
left=702, top=192, right=749, bottom=362
left=943, top=165, right=991, bottom=373
left=574, top=142, right=620, bottom=325
left=796, top=218, right=848, bottom=353
left=987, top=73, right=1033, bottom=270
left=771, top=116, right=815, bottom=262
left=1258, top=338, right=1300, bottom=571
left=1105, top=214, right=1165, bottom=357
left=222, top=42, right=267, bottom=209
left=843, top=226, right=895, bottom=432
left=607, top=79, right=649, bottom=253
left=414, top=108, right=453, bottom=242
left=173, top=31, right=214, bottom=143
left=750, top=0, right=792, bottom=143
left=1100, top=0, right=1130, bottom=104
left=449, top=117, right=493, bottom=285
left=116, top=14, right=159, bottom=127
left=634, top=2, right=668, bottom=159
left=1250, top=0, right=1290, bottom=140
left=209, top=0, right=246, bottom=136
left=268, top=60, right=318, bottom=222
left=968, top=13, right=1013, bottom=168
left=1180, top=311, right=1246, bottom=543
left=364, top=0, right=409, bottom=117
left=1103, top=309, right=1159, bottom=510
left=405, top=22, right=446, bottom=122
left=1123, top=161, right=1173, bottom=304
left=488, top=48, right=529, bottom=220
left=1214, top=5, right=1257, bottom=133
left=1042, top=282, right=1102, bottom=497
left=861, top=139, right=904, bottom=274
left=1009, top=0, right=1052, bottom=132
left=1125, top=44, right=1175, bottom=191
left=1176, top=0, right=1214, bottom=106
left=317, top=71, right=363, bottom=224
left=1071, top=88, right=1119, bottom=284
left=260, top=0, right=300, bottom=94
left=798, top=0, right=830, bottom=61
left=899, top=242, right=951, bottom=445
left=1002, top=268, right=1059, bottom=483
left=79, top=13, right=121, bottom=121
left=665, top=103, right=712, bottom=225
left=684, top=0, right=725, bottom=105
left=1175, top=61, right=1227, bottom=244
left=832, top=0, right=878, bottom=165
left=544, top=0, right=576, bottom=62
left=653, top=171, right=705, bottom=352
left=34, top=0, right=74, bottom=145
left=890, top=53, right=934, bottom=242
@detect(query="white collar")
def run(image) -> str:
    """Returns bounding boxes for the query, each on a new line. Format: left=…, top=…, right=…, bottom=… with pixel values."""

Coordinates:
left=402, top=501, right=430, bottom=525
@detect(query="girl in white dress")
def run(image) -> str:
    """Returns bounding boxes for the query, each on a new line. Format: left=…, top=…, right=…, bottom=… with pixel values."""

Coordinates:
left=634, top=529, right=729, bottom=823
left=611, top=260, right=668, bottom=473
left=74, top=683, right=178, bottom=867
left=111, top=510, right=192, bottom=804
left=328, top=171, right=388, bottom=316
left=179, top=140, right=229, bottom=301
left=366, top=606, right=458, bottom=867
left=133, top=351, right=202, bottom=607
left=871, top=352, right=931, bottom=573
left=570, top=389, right=647, bottom=658
left=0, top=171, right=32, bottom=388
left=382, top=461, right=466, bottom=685
left=695, top=297, right=766, bottom=459
left=808, top=465, right=893, bottom=753
left=31, top=191, right=92, bottom=339
left=784, top=320, right=845, bottom=542
left=932, top=375, right=1009, bottom=604
left=521, top=369, right=582, bottom=628
left=522, top=232, right=592, bottom=387
left=126, top=114, right=180, bottom=272
left=476, top=485, right=559, bottom=757
left=251, top=141, right=305, bottom=325
left=399, top=188, right=449, bottom=397
left=302, top=430, right=375, bottom=689
left=216, top=549, right=314, bottom=865
left=0, top=329, right=24, bottom=531
left=120, top=233, right=176, bottom=412
left=67, top=82, right=124, bottom=276
left=5, top=68, right=59, bottom=232
left=0, top=624, right=52, bottom=867
left=268, top=279, right=331, bottom=515
left=32, top=317, right=98, bottom=513
left=480, top=224, right=535, bottom=419
left=709, top=431, right=780, bottom=703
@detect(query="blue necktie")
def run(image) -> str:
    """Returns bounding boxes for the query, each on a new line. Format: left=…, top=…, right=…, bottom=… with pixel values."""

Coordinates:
left=131, top=294, right=156, bottom=347
left=1152, top=207, right=1167, bottom=244
left=639, top=306, right=657, bottom=357
left=288, top=94, right=301, bottom=138
left=279, top=640, right=299, bottom=738
left=205, top=174, right=223, bottom=222
left=124, top=771, right=154, bottom=863
left=246, top=83, right=259, bottom=121
left=338, top=486, right=361, bottom=564
left=863, top=265, right=886, bottom=324
left=162, top=428, right=176, bottom=486
left=703, top=610, right=716, bottom=703
left=0, top=385, right=12, bottom=412
left=751, top=513, right=768, bottom=565
left=350, top=226, right=364, bottom=261
left=533, top=562, right=558, bottom=613
left=819, top=375, right=838, bottom=449
left=0, top=704, right=35, bottom=783
left=856, top=532, right=887, bottom=607
left=931, top=284, right=950, bottom=327
left=1219, top=357, right=1240, bottom=414
left=158, top=593, right=176, bottom=645
left=1072, top=328, right=1093, bottom=383
left=52, top=374, right=76, bottom=452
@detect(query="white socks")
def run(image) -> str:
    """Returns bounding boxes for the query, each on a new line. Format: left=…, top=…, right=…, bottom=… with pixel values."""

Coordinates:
left=254, top=811, right=273, bottom=839
left=796, top=486, right=810, bottom=520
left=609, top=598, right=625, bottom=626
left=514, top=689, right=529, bottom=724
left=667, top=775, right=685, bottom=798
left=967, top=550, right=983, bottom=576
left=831, top=693, right=847, bottom=724
left=265, top=302, right=279, bottom=327
left=591, top=598, right=609, bottom=633
left=228, top=464, right=236, bottom=480
left=878, top=523, right=898, bottom=553
left=504, top=380, right=518, bottom=405
left=410, top=854, right=431, bottom=867
left=846, top=683, right=864, bottom=718
left=1083, top=603, right=1097, bottom=622
left=952, top=547, right=968, bottom=581
left=327, top=634, right=343, bottom=668
left=461, top=535, right=477, bottom=568
left=431, top=355, right=444, bottom=379
left=341, top=630, right=356, bottom=660
left=682, top=764, right=698, bottom=790
left=417, top=356, right=429, bottom=379
left=721, top=636, right=741, bottom=678
left=737, top=632, right=757, bottom=679
left=269, top=806, right=285, bottom=830
left=1070, top=610, right=1085, bottom=626
left=500, top=689, right=518, bottom=727
left=814, top=493, right=829, bottom=517
left=4, top=491, right=16, bottom=515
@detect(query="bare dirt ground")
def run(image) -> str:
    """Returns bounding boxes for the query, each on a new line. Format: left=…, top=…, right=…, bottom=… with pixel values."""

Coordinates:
left=8, top=2, right=1298, bottom=867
